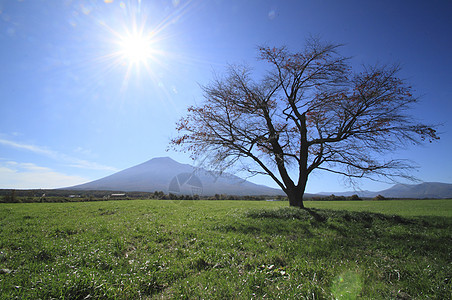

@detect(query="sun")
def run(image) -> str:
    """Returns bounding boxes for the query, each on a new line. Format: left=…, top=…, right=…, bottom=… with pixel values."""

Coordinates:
left=96, top=0, right=194, bottom=89
left=117, top=31, right=155, bottom=65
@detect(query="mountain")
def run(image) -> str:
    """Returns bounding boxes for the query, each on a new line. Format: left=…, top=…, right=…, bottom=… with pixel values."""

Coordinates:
left=376, top=182, right=452, bottom=199
left=318, top=182, right=452, bottom=199
left=67, top=157, right=285, bottom=196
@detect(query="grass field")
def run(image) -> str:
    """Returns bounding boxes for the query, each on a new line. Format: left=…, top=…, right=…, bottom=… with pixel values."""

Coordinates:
left=306, top=199, right=452, bottom=217
left=0, top=199, right=450, bottom=299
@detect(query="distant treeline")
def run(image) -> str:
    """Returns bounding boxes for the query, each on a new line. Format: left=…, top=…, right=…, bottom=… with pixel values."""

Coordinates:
left=0, top=189, right=394, bottom=203
left=308, top=194, right=391, bottom=201
left=0, top=189, right=286, bottom=203
left=310, top=194, right=362, bottom=201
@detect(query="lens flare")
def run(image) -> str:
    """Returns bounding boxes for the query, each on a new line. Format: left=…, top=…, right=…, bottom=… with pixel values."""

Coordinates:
left=331, top=270, right=363, bottom=299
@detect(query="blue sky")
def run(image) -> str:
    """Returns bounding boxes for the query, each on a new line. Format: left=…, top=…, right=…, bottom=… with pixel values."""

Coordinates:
left=1, top=0, right=451, bottom=193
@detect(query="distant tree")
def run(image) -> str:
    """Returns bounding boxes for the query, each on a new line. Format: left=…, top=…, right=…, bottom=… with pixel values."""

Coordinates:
left=0, top=194, right=9, bottom=203
left=328, top=194, right=346, bottom=201
left=152, top=191, right=166, bottom=200
left=27, top=190, right=34, bottom=202
left=373, top=194, right=386, bottom=201
left=10, top=190, right=18, bottom=203
left=349, top=194, right=361, bottom=201
left=171, top=38, right=439, bottom=208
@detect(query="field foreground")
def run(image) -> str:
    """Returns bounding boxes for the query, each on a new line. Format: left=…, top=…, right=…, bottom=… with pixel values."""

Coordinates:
left=0, top=200, right=451, bottom=299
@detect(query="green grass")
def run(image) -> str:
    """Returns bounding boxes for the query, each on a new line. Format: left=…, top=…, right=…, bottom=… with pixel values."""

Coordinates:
left=0, top=200, right=450, bottom=299
left=305, top=199, right=452, bottom=217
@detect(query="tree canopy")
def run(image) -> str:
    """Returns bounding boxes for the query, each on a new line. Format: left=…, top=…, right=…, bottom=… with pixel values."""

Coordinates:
left=171, top=39, right=439, bottom=207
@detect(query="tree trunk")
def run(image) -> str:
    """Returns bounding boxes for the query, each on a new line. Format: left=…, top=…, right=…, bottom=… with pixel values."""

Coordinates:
left=287, top=187, right=305, bottom=208
left=287, top=173, right=308, bottom=208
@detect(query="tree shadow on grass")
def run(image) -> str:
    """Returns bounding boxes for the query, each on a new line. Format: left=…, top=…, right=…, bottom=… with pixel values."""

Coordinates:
left=215, top=207, right=451, bottom=257
left=243, top=206, right=419, bottom=226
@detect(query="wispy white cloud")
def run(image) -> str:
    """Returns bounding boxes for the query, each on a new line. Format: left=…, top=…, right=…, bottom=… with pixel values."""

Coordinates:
left=0, top=137, right=118, bottom=172
left=0, top=138, right=56, bottom=157
left=74, top=146, right=93, bottom=156
left=0, top=161, right=89, bottom=189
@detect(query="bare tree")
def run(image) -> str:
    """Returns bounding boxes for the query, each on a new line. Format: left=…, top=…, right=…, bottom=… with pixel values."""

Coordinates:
left=171, top=39, right=439, bottom=208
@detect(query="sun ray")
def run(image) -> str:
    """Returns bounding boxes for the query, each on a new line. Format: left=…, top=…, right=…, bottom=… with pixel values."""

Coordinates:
left=78, top=0, right=202, bottom=96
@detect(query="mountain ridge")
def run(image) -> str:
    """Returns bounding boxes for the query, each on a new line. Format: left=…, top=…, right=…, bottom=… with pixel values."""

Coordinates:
left=67, top=157, right=452, bottom=198
left=318, top=182, right=452, bottom=199
left=67, top=157, right=285, bottom=196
